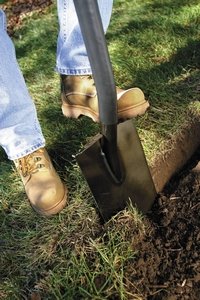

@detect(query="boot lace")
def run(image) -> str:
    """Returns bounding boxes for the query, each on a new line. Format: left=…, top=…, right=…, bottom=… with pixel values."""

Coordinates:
left=80, top=75, right=94, bottom=85
left=16, top=150, right=45, bottom=177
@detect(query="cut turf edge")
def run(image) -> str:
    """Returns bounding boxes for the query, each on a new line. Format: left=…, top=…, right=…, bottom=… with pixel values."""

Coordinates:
left=149, top=107, right=200, bottom=193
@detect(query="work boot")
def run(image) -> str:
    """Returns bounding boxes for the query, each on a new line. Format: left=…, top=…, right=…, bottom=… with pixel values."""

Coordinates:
left=61, top=75, right=149, bottom=122
left=14, top=148, right=67, bottom=216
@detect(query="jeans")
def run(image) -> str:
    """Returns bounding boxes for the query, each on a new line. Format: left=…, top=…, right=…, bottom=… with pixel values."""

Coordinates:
left=0, top=0, right=113, bottom=160
left=56, top=0, right=113, bottom=75
left=0, top=9, right=45, bottom=160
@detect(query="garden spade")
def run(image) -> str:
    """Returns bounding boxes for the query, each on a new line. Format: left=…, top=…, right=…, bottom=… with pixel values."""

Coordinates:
left=74, top=0, right=156, bottom=222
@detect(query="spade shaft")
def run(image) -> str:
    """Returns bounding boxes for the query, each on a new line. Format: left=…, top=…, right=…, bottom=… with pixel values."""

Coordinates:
left=74, top=0, right=157, bottom=222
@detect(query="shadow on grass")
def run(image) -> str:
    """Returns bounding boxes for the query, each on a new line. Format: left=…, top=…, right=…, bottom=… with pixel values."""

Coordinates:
left=40, top=105, right=99, bottom=175
left=14, top=7, right=58, bottom=79
left=145, top=0, right=199, bottom=11
left=109, top=0, right=199, bottom=37
left=131, top=39, right=200, bottom=146
left=134, top=39, right=200, bottom=95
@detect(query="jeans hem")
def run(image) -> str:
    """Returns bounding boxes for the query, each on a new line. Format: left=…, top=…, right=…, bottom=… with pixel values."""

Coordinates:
left=55, top=66, right=92, bottom=75
left=9, top=141, right=46, bottom=161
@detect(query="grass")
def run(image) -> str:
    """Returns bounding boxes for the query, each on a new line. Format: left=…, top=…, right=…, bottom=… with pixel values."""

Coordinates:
left=0, top=0, right=200, bottom=298
left=108, top=0, right=200, bottom=158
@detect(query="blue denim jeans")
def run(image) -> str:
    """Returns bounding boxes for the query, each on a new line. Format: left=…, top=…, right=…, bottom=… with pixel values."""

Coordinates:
left=0, top=9, right=45, bottom=160
left=0, top=1, right=113, bottom=159
left=56, top=0, right=113, bottom=75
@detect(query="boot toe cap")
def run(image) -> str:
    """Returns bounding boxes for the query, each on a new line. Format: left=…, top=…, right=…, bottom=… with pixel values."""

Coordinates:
left=28, top=182, right=67, bottom=216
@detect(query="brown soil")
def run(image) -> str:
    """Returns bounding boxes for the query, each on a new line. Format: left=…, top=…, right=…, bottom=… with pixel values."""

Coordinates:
left=126, top=147, right=200, bottom=299
left=0, top=0, right=53, bottom=35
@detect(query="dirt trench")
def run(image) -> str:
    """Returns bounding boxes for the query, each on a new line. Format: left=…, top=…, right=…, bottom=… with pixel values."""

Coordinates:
left=125, top=147, right=200, bottom=299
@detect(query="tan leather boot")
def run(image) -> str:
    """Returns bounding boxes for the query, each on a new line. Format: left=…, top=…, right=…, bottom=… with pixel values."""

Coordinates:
left=61, top=75, right=149, bottom=122
left=14, top=148, right=67, bottom=216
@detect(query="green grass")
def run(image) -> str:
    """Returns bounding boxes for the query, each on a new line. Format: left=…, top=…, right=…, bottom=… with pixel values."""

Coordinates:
left=108, top=0, right=200, bottom=158
left=0, top=0, right=200, bottom=298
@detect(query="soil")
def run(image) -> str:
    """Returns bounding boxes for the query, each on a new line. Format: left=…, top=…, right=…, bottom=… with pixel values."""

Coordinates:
left=0, top=0, right=53, bottom=35
left=126, top=147, right=200, bottom=299
left=150, top=115, right=200, bottom=193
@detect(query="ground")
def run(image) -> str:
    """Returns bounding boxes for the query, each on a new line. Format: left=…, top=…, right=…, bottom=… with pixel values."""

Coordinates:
left=124, top=148, right=200, bottom=299
left=0, top=1, right=200, bottom=299
left=1, top=0, right=52, bottom=35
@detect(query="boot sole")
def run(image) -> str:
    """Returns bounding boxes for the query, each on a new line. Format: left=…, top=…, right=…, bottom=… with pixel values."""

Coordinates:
left=62, top=100, right=150, bottom=123
left=31, top=184, right=68, bottom=216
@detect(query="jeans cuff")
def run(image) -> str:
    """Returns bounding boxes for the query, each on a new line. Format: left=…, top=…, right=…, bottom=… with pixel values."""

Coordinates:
left=9, top=141, right=46, bottom=161
left=55, top=66, right=92, bottom=75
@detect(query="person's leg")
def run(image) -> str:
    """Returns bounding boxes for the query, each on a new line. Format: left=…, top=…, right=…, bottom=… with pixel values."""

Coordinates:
left=56, top=0, right=113, bottom=75
left=56, top=1, right=149, bottom=122
left=0, top=10, right=45, bottom=160
left=0, top=9, right=67, bottom=215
